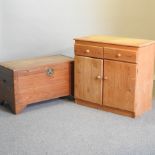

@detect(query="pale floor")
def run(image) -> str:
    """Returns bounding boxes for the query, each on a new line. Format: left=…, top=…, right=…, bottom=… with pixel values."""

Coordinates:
left=0, top=84, right=155, bottom=155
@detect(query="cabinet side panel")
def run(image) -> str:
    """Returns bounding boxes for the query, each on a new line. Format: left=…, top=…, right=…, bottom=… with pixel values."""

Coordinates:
left=135, top=45, right=155, bottom=116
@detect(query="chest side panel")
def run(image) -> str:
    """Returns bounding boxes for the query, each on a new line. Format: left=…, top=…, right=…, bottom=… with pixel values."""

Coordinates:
left=0, top=66, right=14, bottom=107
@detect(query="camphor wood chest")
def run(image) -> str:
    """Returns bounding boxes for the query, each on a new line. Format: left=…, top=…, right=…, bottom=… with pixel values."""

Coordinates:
left=74, top=35, right=155, bottom=117
left=0, top=55, right=74, bottom=114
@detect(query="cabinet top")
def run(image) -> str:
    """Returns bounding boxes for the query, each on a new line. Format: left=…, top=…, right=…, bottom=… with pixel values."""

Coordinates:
left=0, top=55, right=73, bottom=71
left=74, top=35, right=155, bottom=47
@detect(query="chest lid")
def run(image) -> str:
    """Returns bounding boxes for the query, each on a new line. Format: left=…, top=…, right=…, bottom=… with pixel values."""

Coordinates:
left=0, top=55, right=73, bottom=71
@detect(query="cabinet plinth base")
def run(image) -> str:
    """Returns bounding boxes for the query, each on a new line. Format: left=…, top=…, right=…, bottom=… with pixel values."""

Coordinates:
left=75, top=99, right=135, bottom=118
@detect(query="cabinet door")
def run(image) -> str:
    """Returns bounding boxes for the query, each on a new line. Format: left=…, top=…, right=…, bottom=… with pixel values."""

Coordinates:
left=103, top=60, right=136, bottom=112
left=75, top=56, right=103, bottom=105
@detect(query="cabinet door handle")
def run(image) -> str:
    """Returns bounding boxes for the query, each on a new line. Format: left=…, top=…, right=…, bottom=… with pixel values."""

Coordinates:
left=97, top=75, right=102, bottom=79
left=104, top=76, right=108, bottom=80
left=86, top=49, right=90, bottom=53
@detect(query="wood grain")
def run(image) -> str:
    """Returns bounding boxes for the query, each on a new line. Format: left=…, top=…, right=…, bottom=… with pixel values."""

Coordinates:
left=75, top=99, right=135, bottom=118
left=103, top=60, right=136, bottom=112
left=104, top=47, right=137, bottom=63
left=0, top=55, right=73, bottom=71
left=0, top=55, right=74, bottom=114
left=75, top=35, right=155, bottom=47
left=15, top=62, right=71, bottom=105
left=74, top=35, right=155, bottom=117
left=75, top=56, right=103, bottom=105
left=134, top=44, right=155, bottom=116
left=75, top=44, right=103, bottom=58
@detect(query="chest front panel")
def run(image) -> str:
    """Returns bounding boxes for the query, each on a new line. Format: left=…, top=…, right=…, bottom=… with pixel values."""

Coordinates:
left=15, top=62, right=71, bottom=104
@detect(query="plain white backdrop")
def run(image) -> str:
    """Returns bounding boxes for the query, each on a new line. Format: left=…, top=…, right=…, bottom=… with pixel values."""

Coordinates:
left=0, top=0, right=106, bottom=61
left=0, top=0, right=155, bottom=62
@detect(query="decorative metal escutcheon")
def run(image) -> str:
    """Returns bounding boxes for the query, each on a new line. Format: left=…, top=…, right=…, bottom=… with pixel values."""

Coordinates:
left=46, top=68, right=54, bottom=77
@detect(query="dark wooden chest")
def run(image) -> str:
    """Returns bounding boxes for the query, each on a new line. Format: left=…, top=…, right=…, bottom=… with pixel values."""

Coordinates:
left=0, top=55, right=74, bottom=114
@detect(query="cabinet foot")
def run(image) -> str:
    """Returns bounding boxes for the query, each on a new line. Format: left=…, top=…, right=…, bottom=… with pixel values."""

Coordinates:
left=75, top=99, right=102, bottom=109
left=75, top=98, right=135, bottom=118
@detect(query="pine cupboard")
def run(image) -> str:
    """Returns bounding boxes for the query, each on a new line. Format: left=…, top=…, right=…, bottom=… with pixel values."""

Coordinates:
left=74, top=35, right=155, bottom=117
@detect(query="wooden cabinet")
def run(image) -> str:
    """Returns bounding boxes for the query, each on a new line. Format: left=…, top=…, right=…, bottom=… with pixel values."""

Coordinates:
left=74, top=35, right=155, bottom=117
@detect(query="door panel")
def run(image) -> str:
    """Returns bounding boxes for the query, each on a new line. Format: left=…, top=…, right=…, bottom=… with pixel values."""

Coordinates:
left=103, top=60, right=136, bottom=111
left=75, top=56, right=103, bottom=105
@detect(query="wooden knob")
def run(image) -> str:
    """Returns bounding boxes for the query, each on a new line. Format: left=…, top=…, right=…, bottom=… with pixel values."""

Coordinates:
left=104, top=76, right=108, bottom=80
left=86, top=49, right=90, bottom=53
left=97, top=75, right=102, bottom=79
left=116, top=53, right=121, bottom=57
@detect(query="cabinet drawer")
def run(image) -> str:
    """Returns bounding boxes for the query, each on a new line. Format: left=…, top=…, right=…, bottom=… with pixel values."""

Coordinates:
left=104, top=47, right=137, bottom=63
left=75, top=44, right=103, bottom=58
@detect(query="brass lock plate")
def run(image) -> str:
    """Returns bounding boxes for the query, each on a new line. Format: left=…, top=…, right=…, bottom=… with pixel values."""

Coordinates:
left=46, top=68, right=54, bottom=76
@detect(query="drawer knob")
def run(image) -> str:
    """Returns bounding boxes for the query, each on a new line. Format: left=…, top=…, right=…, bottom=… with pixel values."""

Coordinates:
left=116, top=53, right=122, bottom=57
left=104, top=76, right=108, bottom=80
left=97, top=75, right=102, bottom=79
left=86, top=49, right=90, bottom=53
